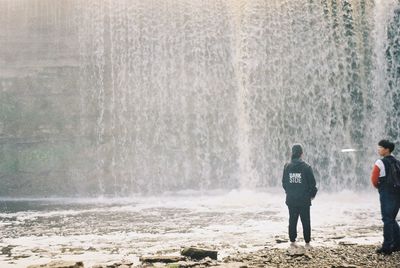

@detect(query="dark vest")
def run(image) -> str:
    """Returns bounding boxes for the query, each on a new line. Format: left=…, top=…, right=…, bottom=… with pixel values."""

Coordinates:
left=380, top=155, right=397, bottom=193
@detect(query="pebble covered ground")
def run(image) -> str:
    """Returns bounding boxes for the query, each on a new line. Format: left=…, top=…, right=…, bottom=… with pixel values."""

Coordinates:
left=220, top=244, right=400, bottom=268
left=31, top=244, right=399, bottom=268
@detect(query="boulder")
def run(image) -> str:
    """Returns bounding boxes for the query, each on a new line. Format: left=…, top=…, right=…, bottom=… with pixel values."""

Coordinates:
left=181, top=247, right=218, bottom=260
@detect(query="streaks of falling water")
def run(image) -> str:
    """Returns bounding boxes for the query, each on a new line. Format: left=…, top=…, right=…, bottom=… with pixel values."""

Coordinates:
left=74, top=0, right=400, bottom=195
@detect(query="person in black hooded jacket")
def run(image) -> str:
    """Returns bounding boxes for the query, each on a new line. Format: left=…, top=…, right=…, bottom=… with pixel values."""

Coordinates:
left=282, top=144, right=317, bottom=248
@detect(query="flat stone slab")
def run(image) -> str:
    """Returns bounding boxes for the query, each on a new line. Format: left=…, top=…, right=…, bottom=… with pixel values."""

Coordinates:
left=27, top=260, right=84, bottom=268
left=139, top=255, right=186, bottom=263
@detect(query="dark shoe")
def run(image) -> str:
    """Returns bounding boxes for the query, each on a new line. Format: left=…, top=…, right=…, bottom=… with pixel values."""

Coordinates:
left=376, top=247, right=392, bottom=255
left=391, top=245, right=400, bottom=252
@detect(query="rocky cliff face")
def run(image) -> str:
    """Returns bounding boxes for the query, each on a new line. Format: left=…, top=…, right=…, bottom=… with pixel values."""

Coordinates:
left=0, top=1, right=83, bottom=196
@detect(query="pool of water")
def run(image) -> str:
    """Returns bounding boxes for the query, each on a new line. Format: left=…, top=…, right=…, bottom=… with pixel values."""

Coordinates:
left=0, top=189, right=383, bottom=267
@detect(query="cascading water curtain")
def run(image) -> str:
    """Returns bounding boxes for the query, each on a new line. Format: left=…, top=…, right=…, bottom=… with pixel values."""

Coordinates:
left=241, top=0, right=378, bottom=190
left=77, top=0, right=240, bottom=195
left=385, top=5, right=400, bottom=143
left=76, top=0, right=400, bottom=195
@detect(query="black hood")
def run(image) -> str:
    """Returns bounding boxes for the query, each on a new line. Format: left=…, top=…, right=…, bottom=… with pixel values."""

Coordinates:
left=290, top=158, right=307, bottom=168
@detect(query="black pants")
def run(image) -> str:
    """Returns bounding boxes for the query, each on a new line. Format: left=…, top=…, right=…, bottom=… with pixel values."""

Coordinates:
left=288, top=205, right=311, bottom=243
left=379, top=188, right=400, bottom=250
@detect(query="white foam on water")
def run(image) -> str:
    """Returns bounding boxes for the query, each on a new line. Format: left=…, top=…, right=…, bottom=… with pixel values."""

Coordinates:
left=0, top=190, right=386, bottom=267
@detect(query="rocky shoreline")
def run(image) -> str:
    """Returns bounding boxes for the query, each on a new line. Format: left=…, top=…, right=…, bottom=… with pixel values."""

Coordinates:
left=24, top=244, right=400, bottom=268
left=222, top=244, right=400, bottom=268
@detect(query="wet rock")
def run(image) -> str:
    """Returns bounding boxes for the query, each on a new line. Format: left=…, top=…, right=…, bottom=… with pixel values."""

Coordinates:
left=120, top=261, right=134, bottom=267
left=26, top=260, right=84, bottom=268
left=200, top=256, right=218, bottom=266
left=338, top=242, right=357, bottom=246
left=168, top=256, right=218, bottom=267
left=331, top=236, right=345, bottom=240
left=31, top=247, right=48, bottom=254
left=12, top=253, right=31, bottom=259
left=1, top=245, right=16, bottom=257
left=331, top=265, right=360, bottom=268
left=304, top=252, right=313, bottom=259
left=139, top=255, right=186, bottom=263
left=92, top=262, right=133, bottom=268
left=171, top=261, right=198, bottom=267
left=60, top=247, right=85, bottom=254
left=286, top=247, right=305, bottom=257
left=181, top=247, right=218, bottom=260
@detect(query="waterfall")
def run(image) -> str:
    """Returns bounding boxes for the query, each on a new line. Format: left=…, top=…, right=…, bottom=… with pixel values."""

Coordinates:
left=77, top=0, right=399, bottom=195
left=0, top=0, right=399, bottom=196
